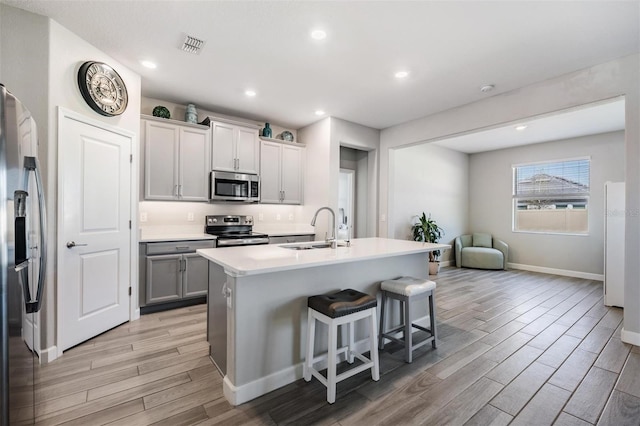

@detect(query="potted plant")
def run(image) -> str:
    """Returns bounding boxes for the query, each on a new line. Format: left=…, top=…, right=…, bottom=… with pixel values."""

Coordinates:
left=411, top=212, right=444, bottom=275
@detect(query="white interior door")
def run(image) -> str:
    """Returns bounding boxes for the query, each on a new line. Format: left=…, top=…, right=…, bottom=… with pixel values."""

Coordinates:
left=58, top=111, right=132, bottom=351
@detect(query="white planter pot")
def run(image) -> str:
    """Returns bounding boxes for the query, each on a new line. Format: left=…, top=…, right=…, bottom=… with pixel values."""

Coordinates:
left=429, top=261, right=440, bottom=275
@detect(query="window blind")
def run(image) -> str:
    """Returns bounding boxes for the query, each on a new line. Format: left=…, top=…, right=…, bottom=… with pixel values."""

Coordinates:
left=514, top=159, right=590, bottom=197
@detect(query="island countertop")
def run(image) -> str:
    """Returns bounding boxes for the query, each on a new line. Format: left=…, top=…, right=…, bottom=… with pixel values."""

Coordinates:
left=197, top=237, right=450, bottom=277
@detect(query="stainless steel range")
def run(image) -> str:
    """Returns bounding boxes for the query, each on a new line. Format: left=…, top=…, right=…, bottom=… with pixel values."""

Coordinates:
left=205, top=215, right=269, bottom=247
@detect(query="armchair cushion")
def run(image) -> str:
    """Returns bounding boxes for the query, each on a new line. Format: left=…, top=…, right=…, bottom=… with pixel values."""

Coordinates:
left=461, top=247, right=504, bottom=270
left=455, top=234, right=508, bottom=270
left=472, top=233, right=492, bottom=248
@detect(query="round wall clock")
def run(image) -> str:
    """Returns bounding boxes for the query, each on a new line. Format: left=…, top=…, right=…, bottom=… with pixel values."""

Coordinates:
left=77, top=61, right=128, bottom=116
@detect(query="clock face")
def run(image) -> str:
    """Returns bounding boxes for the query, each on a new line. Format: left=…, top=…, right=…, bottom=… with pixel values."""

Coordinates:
left=77, top=61, right=128, bottom=117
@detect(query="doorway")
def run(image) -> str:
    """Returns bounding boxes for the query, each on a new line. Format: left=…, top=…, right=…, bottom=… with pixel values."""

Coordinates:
left=339, top=146, right=369, bottom=238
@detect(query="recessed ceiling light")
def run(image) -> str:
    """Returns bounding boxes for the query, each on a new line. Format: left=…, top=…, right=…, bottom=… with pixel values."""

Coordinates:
left=141, top=60, right=157, bottom=69
left=311, top=29, right=327, bottom=40
left=480, top=84, right=495, bottom=93
left=394, top=71, right=409, bottom=79
left=515, top=124, right=528, bottom=131
left=315, top=110, right=325, bottom=116
left=245, top=90, right=257, bottom=97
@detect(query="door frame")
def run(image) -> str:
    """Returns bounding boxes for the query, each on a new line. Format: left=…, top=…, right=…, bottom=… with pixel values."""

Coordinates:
left=56, top=107, right=138, bottom=357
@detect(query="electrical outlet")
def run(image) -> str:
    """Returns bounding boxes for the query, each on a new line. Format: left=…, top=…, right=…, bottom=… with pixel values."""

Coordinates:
left=140, top=212, right=147, bottom=222
left=187, top=212, right=194, bottom=222
left=380, top=214, right=386, bottom=222
left=276, top=214, right=281, bottom=221
left=258, top=213, right=264, bottom=221
left=288, top=213, right=294, bottom=221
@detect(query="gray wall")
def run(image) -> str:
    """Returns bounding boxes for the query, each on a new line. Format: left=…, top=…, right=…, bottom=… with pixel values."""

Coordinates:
left=299, top=116, right=380, bottom=239
left=391, top=143, right=469, bottom=263
left=332, top=117, right=380, bottom=238
left=469, top=131, right=625, bottom=275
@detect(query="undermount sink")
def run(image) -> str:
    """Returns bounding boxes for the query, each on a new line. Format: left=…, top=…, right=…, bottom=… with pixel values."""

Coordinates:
left=280, top=242, right=333, bottom=250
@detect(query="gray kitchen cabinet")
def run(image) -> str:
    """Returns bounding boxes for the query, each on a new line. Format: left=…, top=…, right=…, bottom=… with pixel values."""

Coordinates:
left=143, top=117, right=211, bottom=201
left=209, top=118, right=259, bottom=174
left=183, top=252, right=210, bottom=297
left=146, top=254, right=182, bottom=304
left=140, top=240, right=215, bottom=308
left=269, top=234, right=315, bottom=244
left=260, top=140, right=304, bottom=204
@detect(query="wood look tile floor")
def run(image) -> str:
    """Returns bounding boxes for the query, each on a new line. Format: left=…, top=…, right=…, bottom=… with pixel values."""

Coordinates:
left=34, top=268, right=640, bottom=425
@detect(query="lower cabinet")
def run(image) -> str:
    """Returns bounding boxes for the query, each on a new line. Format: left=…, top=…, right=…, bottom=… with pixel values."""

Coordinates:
left=140, top=240, right=214, bottom=308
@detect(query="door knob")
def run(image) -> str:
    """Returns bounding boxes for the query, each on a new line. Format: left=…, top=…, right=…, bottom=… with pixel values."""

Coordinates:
left=66, top=241, right=88, bottom=249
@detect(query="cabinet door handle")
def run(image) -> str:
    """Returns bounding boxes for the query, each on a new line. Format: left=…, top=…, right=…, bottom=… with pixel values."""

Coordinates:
left=179, top=185, right=183, bottom=197
left=174, top=185, right=179, bottom=197
left=182, top=259, right=187, bottom=271
left=178, top=258, right=183, bottom=272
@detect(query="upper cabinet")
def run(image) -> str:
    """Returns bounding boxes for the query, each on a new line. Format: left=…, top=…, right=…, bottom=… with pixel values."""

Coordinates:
left=142, top=116, right=211, bottom=201
left=208, top=118, right=259, bottom=174
left=260, top=140, right=304, bottom=205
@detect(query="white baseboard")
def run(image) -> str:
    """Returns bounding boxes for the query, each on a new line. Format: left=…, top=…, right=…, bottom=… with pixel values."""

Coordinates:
left=39, top=345, right=58, bottom=364
left=223, top=363, right=303, bottom=406
left=132, top=308, right=140, bottom=321
left=223, top=334, right=388, bottom=405
left=621, top=328, right=640, bottom=346
left=508, top=262, right=604, bottom=281
left=440, top=260, right=452, bottom=267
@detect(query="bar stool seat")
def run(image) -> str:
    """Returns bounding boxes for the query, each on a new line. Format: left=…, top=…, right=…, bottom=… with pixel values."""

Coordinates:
left=304, top=289, right=380, bottom=404
left=378, top=276, right=437, bottom=363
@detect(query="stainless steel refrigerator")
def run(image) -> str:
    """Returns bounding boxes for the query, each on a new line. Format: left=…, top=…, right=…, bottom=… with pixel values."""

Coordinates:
left=1, top=84, right=47, bottom=425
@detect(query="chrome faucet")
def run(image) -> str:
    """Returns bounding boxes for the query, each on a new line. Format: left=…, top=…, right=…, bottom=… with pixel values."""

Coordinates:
left=311, top=207, right=337, bottom=248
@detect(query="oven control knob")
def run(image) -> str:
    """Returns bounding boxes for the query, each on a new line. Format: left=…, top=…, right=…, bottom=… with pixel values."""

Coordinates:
left=211, top=218, right=218, bottom=224
left=246, top=216, right=253, bottom=224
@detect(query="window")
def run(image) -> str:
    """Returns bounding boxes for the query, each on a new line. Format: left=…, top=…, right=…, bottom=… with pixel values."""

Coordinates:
left=513, top=158, right=590, bottom=234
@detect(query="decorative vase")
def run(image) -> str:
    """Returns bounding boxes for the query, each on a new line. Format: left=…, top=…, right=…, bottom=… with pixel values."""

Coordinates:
left=185, top=103, right=197, bottom=124
left=262, top=122, right=272, bottom=138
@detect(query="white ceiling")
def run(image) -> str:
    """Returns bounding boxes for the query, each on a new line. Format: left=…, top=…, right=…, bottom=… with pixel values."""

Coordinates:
left=3, top=1, right=639, bottom=137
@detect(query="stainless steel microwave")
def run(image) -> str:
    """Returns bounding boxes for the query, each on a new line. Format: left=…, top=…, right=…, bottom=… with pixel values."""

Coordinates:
left=210, top=170, right=260, bottom=202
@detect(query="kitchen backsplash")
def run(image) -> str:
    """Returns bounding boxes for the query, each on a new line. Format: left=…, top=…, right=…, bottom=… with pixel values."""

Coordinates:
left=139, top=201, right=306, bottom=228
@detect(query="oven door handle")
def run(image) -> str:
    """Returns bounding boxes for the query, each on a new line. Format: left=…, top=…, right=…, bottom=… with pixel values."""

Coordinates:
left=217, top=238, right=269, bottom=247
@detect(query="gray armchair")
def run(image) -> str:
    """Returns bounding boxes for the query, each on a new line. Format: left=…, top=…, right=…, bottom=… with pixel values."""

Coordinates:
left=455, top=233, right=508, bottom=270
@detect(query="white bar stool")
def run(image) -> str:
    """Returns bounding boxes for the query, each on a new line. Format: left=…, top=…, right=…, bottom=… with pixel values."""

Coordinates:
left=378, top=276, right=437, bottom=363
left=303, top=288, right=380, bottom=404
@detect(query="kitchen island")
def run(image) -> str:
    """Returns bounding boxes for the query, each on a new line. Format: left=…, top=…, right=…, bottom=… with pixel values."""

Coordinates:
left=197, top=237, right=450, bottom=405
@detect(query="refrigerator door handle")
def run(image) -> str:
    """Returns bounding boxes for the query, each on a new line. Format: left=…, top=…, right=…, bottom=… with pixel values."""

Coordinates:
left=20, top=156, right=47, bottom=314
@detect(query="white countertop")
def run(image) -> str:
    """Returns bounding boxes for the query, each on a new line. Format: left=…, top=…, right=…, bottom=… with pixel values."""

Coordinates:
left=139, top=226, right=215, bottom=243
left=197, top=237, right=450, bottom=277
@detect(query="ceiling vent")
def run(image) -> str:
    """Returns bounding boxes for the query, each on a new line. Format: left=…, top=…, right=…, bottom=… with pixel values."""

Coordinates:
left=181, top=35, right=206, bottom=54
